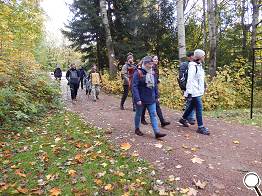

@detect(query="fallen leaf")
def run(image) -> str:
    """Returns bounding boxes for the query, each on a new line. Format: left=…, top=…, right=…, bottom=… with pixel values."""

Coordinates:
left=191, top=157, right=204, bottom=164
left=159, top=189, right=168, bottom=195
left=0, top=182, right=9, bottom=191
left=180, top=188, right=189, bottom=194
left=104, top=184, right=113, bottom=191
left=94, top=179, right=103, bottom=185
left=175, top=165, right=182, bottom=169
left=191, top=147, right=198, bottom=152
left=49, top=187, right=61, bottom=196
left=120, top=143, right=132, bottom=151
left=182, top=144, right=189, bottom=149
left=233, top=140, right=240, bottom=144
left=17, top=187, right=28, bottom=194
left=15, top=169, right=26, bottom=178
left=68, top=170, right=77, bottom=177
left=75, top=154, right=84, bottom=164
left=54, top=137, right=61, bottom=143
left=168, top=175, right=175, bottom=182
left=31, top=188, right=43, bottom=195
left=193, top=179, right=207, bottom=189
left=154, top=143, right=163, bottom=148
left=187, top=187, right=198, bottom=196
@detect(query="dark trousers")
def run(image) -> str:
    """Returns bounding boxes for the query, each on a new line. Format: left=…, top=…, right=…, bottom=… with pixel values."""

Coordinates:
left=70, top=83, right=79, bottom=100
left=80, top=78, right=84, bottom=89
left=141, top=101, right=165, bottom=124
left=120, top=85, right=135, bottom=110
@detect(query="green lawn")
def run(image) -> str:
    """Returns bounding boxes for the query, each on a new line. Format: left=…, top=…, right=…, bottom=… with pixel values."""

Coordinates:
left=205, top=108, right=262, bottom=127
left=0, top=111, right=166, bottom=195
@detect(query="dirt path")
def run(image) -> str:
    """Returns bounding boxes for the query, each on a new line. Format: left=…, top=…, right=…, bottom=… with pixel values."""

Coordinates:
left=61, top=75, right=262, bottom=196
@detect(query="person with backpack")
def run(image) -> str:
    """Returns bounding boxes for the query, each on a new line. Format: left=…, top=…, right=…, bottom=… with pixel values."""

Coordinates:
left=78, top=66, right=86, bottom=90
left=141, top=55, right=170, bottom=127
left=120, top=53, right=137, bottom=111
left=178, top=51, right=196, bottom=125
left=54, top=64, right=62, bottom=80
left=179, top=49, right=210, bottom=135
left=132, top=56, right=167, bottom=139
left=66, top=63, right=80, bottom=102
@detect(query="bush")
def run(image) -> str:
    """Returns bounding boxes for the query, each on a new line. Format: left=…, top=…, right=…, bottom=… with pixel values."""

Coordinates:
left=0, top=68, right=61, bottom=130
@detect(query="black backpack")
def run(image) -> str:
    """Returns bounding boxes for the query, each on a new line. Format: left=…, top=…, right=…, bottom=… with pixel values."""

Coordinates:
left=69, top=70, right=80, bottom=84
left=177, top=61, right=198, bottom=91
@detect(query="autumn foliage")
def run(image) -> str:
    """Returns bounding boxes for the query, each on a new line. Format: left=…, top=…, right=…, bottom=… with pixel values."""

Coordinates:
left=0, top=1, right=60, bottom=129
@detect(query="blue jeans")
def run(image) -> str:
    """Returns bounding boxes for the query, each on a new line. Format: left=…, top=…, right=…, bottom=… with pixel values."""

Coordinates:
left=135, top=103, right=160, bottom=134
left=182, top=96, right=203, bottom=128
left=185, top=98, right=195, bottom=122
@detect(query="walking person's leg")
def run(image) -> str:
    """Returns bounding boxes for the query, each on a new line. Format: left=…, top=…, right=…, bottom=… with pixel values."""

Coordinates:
left=75, top=83, right=79, bottom=99
left=194, top=96, right=209, bottom=135
left=120, top=85, right=129, bottom=109
left=80, top=78, right=84, bottom=89
left=96, top=85, right=100, bottom=99
left=156, top=101, right=170, bottom=127
left=147, top=103, right=166, bottom=138
left=141, top=106, right=148, bottom=125
left=184, top=98, right=195, bottom=125
left=91, top=85, right=96, bottom=101
left=70, top=83, right=75, bottom=100
left=134, top=104, right=144, bottom=136
left=179, top=99, right=195, bottom=127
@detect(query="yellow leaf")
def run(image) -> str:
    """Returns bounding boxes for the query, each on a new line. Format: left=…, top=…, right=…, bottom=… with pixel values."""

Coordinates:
left=68, top=170, right=77, bottom=177
left=193, top=179, right=207, bottom=189
left=94, top=179, right=103, bottom=185
left=191, top=156, right=204, bottom=164
left=120, top=143, right=131, bottom=151
left=15, top=169, right=26, bottom=178
left=233, top=140, right=240, bottom=144
left=49, top=187, right=61, bottom=196
left=104, top=184, right=113, bottom=191
left=187, top=187, right=198, bottom=196
left=75, top=154, right=84, bottom=164
left=17, top=187, right=28, bottom=194
left=180, top=188, right=189, bottom=193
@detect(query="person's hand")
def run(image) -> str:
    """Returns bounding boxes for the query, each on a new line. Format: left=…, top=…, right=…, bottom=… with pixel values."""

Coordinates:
left=137, top=101, right=142, bottom=106
left=187, top=94, right=192, bottom=102
left=156, top=98, right=160, bottom=103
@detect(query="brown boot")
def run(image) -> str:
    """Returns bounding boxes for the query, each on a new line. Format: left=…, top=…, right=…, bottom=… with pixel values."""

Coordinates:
left=135, top=128, right=144, bottom=136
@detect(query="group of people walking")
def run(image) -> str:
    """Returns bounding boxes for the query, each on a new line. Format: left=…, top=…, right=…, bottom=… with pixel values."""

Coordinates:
left=55, top=48, right=209, bottom=139
left=55, top=63, right=102, bottom=102
left=120, top=49, right=209, bottom=139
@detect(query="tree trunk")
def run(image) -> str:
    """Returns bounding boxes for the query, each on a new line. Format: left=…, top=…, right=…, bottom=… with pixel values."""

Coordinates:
left=241, top=0, right=248, bottom=57
left=202, top=0, right=207, bottom=52
left=99, top=0, right=116, bottom=78
left=251, top=0, right=259, bottom=50
left=207, top=0, right=217, bottom=77
left=177, top=0, right=186, bottom=61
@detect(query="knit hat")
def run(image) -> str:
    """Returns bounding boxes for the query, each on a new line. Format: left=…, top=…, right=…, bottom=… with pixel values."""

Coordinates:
left=143, top=56, right=153, bottom=64
left=194, top=49, right=205, bottom=59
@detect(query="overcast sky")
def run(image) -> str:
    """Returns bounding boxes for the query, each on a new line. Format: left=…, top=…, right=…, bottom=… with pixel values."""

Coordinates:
left=41, top=0, right=73, bottom=46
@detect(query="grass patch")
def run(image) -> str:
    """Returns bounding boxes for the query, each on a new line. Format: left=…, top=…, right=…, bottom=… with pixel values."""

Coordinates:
left=0, top=111, right=169, bottom=195
left=205, top=108, right=262, bottom=127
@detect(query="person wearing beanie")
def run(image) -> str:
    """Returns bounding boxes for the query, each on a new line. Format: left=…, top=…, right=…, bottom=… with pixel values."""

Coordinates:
left=141, top=55, right=170, bottom=127
left=54, top=64, right=62, bottom=81
left=132, top=56, right=167, bottom=139
left=120, top=53, right=137, bottom=111
left=179, top=49, right=210, bottom=135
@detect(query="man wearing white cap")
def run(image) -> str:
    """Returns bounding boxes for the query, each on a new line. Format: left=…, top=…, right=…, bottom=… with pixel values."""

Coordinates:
left=179, top=49, right=210, bottom=135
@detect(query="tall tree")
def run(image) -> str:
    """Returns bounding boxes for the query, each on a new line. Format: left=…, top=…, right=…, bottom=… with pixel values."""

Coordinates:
left=99, top=0, right=116, bottom=77
left=177, top=0, right=186, bottom=60
left=251, top=0, right=259, bottom=50
left=207, top=0, right=217, bottom=77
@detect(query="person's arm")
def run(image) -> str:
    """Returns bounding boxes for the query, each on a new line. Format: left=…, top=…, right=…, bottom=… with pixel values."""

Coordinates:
left=154, top=75, right=159, bottom=101
left=132, top=71, right=141, bottom=104
left=99, top=73, right=102, bottom=84
left=66, top=70, right=70, bottom=81
left=121, top=64, right=128, bottom=81
left=186, top=62, right=197, bottom=96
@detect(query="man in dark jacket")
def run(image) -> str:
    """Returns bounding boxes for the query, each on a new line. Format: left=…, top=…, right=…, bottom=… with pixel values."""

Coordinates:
left=78, top=66, right=86, bottom=90
left=132, top=56, right=166, bottom=139
left=66, top=64, right=80, bottom=101
left=54, top=64, right=62, bottom=80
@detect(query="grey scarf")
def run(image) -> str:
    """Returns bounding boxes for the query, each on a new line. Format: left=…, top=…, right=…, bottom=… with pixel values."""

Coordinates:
left=142, top=64, right=155, bottom=88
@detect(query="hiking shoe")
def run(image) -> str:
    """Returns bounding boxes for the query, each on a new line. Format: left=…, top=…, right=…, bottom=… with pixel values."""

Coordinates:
left=133, top=108, right=136, bottom=112
left=188, top=120, right=196, bottom=125
left=135, top=128, right=144, bottom=136
left=161, top=121, right=170, bottom=127
left=141, top=120, right=149, bottom=125
left=120, top=105, right=124, bottom=110
left=197, top=127, right=210, bottom=135
left=155, top=133, right=167, bottom=139
left=179, top=118, right=189, bottom=127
